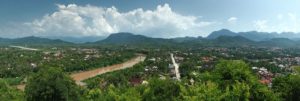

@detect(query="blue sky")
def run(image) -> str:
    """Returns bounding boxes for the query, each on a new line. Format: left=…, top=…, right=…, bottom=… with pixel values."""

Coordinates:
left=0, top=0, right=300, bottom=38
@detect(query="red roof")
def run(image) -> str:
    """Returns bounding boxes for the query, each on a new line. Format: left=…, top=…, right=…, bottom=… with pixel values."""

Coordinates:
left=259, top=79, right=271, bottom=85
left=129, top=78, right=142, bottom=86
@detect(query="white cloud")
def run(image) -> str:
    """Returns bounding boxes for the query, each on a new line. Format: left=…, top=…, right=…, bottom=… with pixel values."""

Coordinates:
left=253, top=13, right=300, bottom=33
left=253, top=20, right=268, bottom=32
left=23, top=4, right=214, bottom=38
left=227, top=17, right=237, bottom=24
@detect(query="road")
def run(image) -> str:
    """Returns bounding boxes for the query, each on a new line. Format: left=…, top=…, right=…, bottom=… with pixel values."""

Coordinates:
left=170, top=53, right=181, bottom=80
left=16, top=55, right=146, bottom=90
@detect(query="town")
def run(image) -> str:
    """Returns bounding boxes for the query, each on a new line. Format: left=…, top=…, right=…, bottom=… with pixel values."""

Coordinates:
left=2, top=45, right=299, bottom=100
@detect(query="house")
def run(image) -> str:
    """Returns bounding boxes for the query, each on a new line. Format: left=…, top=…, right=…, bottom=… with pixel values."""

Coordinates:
left=252, top=67, right=258, bottom=70
left=43, top=51, right=51, bottom=55
left=148, top=58, right=156, bottom=61
left=54, top=51, right=62, bottom=57
left=129, top=77, right=142, bottom=86
left=260, top=79, right=272, bottom=86
left=51, top=47, right=58, bottom=50
left=30, top=63, right=37, bottom=68
left=175, top=56, right=184, bottom=62
left=190, top=78, right=195, bottom=85
left=201, top=56, right=213, bottom=62
left=257, top=67, right=273, bottom=86
left=169, top=64, right=176, bottom=75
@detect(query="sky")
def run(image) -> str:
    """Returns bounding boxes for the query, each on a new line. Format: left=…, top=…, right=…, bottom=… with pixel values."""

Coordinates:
left=0, top=0, right=300, bottom=38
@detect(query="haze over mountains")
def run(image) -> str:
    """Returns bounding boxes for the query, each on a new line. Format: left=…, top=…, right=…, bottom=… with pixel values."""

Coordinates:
left=45, top=36, right=106, bottom=43
left=1, top=29, right=300, bottom=47
left=0, top=36, right=71, bottom=45
left=207, top=29, right=300, bottom=41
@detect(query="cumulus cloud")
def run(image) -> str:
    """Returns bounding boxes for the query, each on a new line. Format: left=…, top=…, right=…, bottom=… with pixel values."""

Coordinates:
left=23, top=4, right=214, bottom=38
left=253, top=20, right=268, bottom=32
left=227, top=17, right=237, bottom=24
left=253, top=13, right=300, bottom=33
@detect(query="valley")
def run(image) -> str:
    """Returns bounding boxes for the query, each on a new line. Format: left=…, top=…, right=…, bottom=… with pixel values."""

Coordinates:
left=1, top=32, right=300, bottom=101
left=1, top=1, right=300, bottom=101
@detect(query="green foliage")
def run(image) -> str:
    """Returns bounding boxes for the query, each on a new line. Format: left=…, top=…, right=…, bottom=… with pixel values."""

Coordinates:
left=2, top=77, right=24, bottom=85
left=106, top=85, right=142, bottom=101
left=195, top=72, right=218, bottom=82
left=0, top=48, right=134, bottom=78
left=180, top=81, right=224, bottom=101
left=3, top=45, right=298, bottom=101
left=272, top=74, right=300, bottom=101
left=84, top=88, right=102, bottom=100
left=83, top=84, right=142, bottom=101
left=0, top=79, right=24, bottom=101
left=25, top=67, right=80, bottom=101
left=0, top=49, right=41, bottom=78
left=292, top=66, right=300, bottom=74
left=213, top=60, right=257, bottom=87
left=250, top=83, right=281, bottom=101
left=142, top=78, right=181, bottom=101
left=212, top=60, right=279, bottom=100
left=82, top=59, right=282, bottom=101
left=179, top=61, right=198, bottom=77
left=223, top=81, right=251, bottom=101
left=84, top=78, right=181, bottom=101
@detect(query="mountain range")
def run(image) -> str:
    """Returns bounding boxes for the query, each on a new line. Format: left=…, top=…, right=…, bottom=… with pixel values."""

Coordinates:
left=207, top=29, right=300, bottom=41
left=1, top=29, right=300, bottom=48
left=95, top=31, right=300, bottom=48
left=0, top=36, right=71, bottom=45
left=44, top=36, right=106, bottom=43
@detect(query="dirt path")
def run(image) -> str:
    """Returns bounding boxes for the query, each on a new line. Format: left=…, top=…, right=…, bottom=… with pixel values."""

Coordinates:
left=16, top=55, right=146, bottom=90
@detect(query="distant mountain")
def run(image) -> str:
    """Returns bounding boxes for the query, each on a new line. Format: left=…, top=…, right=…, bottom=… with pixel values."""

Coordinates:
left=206, top=29, right=300, bottom=41
left=44, top=36, right=106, bottom=43
left=172, top=36, right=198, bottom=42
left=200, top=36, right=254, bottom=47
left=15, top=36, right=65, bottom=43
left=1, top=30, right=299, bottom=48
left=99, top=32, right=149, bottom=44
left=96, top=32, right=173, bottom=46
left=207, top=29, right=237, bottom=39
left=238, top=31, right=276, bottom=41
left=259, top=38, right=299, bottom=47
left=0, top=38, right=12, bottom=44
left=213, top=36, right=254, bottom=44
left=0, top=36, right=71, bottom=45
left=94, top=32, right=300, bottom=48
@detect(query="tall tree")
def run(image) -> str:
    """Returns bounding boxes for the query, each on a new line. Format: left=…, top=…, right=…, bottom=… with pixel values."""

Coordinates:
left=25, top=67, right=79, bottom=101
left=272, top=74, right=300, bottom=101
left=213, top=60, right=279, bottom=100
left=213, top=60, right=257, bottom=88
left=180, top=81, right=224, bottom=101
left=142, top=78, right=181, bottom=101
